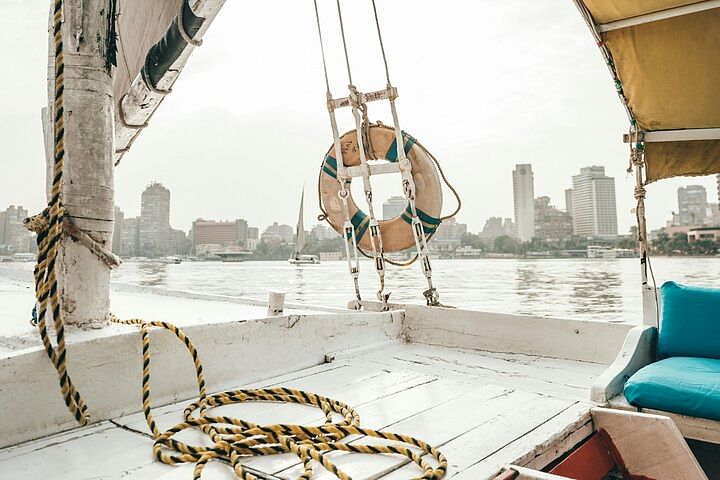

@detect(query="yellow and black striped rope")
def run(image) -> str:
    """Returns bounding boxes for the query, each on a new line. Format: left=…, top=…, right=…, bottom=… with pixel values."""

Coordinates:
left=28, top=0, right=89, bottom=426
left=111, top=315, right=447, bottom=480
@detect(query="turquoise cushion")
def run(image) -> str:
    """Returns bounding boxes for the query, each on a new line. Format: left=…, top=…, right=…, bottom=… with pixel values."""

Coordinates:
left=624, top=357, right=720, bottom=421
left=659, top=281, right=720, bottom=359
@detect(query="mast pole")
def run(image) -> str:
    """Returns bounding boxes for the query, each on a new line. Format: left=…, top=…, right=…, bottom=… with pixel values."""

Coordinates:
left=45, top=0, right=115, bottom=327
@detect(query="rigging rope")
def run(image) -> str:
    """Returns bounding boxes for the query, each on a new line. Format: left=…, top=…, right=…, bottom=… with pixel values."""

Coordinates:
left=313, top=0, right=460, bottom=306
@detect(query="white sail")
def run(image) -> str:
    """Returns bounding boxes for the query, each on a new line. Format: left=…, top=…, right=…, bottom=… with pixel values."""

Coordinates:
left=295, top=189, right=306, bottom=256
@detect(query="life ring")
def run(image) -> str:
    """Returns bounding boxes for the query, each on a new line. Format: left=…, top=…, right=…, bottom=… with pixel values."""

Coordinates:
left=319, top=124, right=443, bottom=253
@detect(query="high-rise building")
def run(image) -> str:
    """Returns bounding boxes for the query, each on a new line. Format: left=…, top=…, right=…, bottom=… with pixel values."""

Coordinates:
left=512, top=164, right=535, bottom=242
left=112, top=206, right=124, bottom=255
left=571, top=166, right=618, bottom=237
left=480, top=217, right=515, bottom=241
left=261, top=222, right=294, bottom=244
left=430, top=217, right=468, bottom=251
left=191, top=219, right=250, bottom=249
left=677, top=185, right=707, bottom=226
left=534, top=196, right=573, bottom=242
left=708, top=203, right=720, bottom=226
left=310, top=223, right=337, bottom=241
left=382, top=196, right=406, bottom=219
left=169, top=228, right=192, bottom=256
left=247, top=227, right=259, bottom=240
left=139, top=182, right=171, bottom=257
left=0, top=205, right=33, bottom=253
left=120, top=217, right=140, bottom=257
left=565, top=189, right=574, bottom=217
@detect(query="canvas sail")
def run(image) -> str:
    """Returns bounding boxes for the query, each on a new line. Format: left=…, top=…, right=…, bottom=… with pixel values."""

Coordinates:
left=295, top=189, right=306, bottom=256
left=574, top=1, right=720, bottom=182
left=113, top=0, right=225, bottom=162
left=114, top=1, right=184, bottom=104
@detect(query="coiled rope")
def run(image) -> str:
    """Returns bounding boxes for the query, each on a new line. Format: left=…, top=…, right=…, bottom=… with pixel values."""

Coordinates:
left=111, top=316, right=447, bottom=479
left=30, top=2, right=447, bottom=478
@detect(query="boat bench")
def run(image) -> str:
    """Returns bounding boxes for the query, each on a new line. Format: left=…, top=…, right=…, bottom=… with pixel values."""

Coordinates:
left=591, top=281, right=720, bottom=441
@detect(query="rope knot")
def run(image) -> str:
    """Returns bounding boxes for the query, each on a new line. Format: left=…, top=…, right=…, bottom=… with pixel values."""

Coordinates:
left=634, top=185, right=647, bottom=200
left=24, top=208, right=51, bottom=234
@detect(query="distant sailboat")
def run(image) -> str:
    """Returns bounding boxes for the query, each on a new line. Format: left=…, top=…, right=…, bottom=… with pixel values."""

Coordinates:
left=289, top=188, right=320, bottom=265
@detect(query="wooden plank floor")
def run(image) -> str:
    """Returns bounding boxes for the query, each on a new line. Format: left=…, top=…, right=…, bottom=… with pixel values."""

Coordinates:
left=0, top=343, right=603, bottom=480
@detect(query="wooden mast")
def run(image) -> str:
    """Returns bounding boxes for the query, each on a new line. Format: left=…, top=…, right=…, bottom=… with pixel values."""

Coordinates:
left=44, top=0, right=115, bottom=327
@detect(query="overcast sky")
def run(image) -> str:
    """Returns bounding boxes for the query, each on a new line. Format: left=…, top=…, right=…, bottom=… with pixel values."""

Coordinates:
left=1, top=0, right=717, bottom=235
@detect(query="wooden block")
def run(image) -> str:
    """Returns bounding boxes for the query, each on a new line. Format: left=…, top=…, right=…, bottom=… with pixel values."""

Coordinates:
left=591, top=407, right=708, bottom=480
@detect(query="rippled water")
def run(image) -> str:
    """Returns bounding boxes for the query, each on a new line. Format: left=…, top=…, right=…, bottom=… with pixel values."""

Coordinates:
left=109, top=257, right=720, bottom=323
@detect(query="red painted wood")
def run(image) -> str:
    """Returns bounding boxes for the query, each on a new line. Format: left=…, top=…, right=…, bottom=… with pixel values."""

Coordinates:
left=550, top=433, right=616, bottom=480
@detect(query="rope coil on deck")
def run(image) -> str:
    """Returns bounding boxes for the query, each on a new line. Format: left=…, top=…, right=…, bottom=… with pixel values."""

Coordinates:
left=111, top=315, right=448, bottom=480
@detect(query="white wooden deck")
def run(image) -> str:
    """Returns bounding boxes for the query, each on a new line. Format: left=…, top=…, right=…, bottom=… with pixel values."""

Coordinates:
left=0, top=342, right=601, bottom=480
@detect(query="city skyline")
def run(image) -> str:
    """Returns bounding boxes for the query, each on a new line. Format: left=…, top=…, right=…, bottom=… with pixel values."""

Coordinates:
left=4, top=2, right=719, bottom=236
left=5, top=165, right=720, bottom=258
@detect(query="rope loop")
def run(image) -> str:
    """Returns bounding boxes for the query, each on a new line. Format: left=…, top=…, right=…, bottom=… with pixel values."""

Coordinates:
left=110, top=315, right=448, bottom=479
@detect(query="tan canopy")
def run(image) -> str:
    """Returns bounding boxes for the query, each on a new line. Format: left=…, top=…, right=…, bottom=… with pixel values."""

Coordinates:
left=576, top=1, right=720, bottom=182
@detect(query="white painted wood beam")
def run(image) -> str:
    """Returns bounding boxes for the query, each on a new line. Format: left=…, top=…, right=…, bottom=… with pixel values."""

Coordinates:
left=598, top=0, right=720, bottom=32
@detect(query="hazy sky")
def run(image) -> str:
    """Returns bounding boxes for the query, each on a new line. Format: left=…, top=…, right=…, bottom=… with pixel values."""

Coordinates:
left=1, top=0, right=717, bottom=234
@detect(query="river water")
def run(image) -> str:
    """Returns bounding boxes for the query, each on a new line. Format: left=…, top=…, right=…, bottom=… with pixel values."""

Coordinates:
left=104, top=257, right=720, bottom=323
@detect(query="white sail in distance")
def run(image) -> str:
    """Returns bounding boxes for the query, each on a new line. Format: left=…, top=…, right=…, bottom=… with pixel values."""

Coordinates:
left=295, top=188, right=306, bottom=256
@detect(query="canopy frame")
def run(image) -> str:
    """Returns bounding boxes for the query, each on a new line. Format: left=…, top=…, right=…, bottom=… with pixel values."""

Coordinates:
left=623, top=128, right=720, bottom=143
left=598, top=0, right=720, bottom=32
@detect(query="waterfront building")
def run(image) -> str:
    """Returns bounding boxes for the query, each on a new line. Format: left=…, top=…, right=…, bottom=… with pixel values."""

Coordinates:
left=512, top=164, right=535, bottom=242
left=708, top=203, right=720, bottom=226
left=120, top=217, right=140, bottom=257
left=480, top=217, right=515, bottom=241
left=534, top=196, right=573, bottom=242
left=112, top=207, right=124, bottom=256
left=191, top=219, right=250, bottom=250
left=261, top=222, right=294, bottom=244
left=169, top=228, right=192, bottom=256
left=431, top=217, right=468, bottom=251
left=0, top=205, right=33, bottom=254
left=571, top=166, right=618, bottom=237
left=319, top=251, right=344, bottom=261
left=565, top=189, right=573, bottom=216
left=677, top=185, right=707, bottom=226
left=688, top=226, right=720, bottom=242
left=247, top=227, right=259, bottom=241
left=382, top=196, right=406, bottom=219
left=139, top=182, right=171, bottom=257
left=246, top=238, right=260, bottom=251
left=310, top=223, right=337, bottom=240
